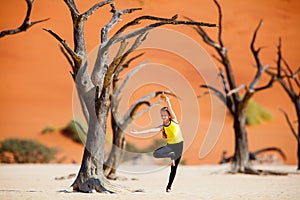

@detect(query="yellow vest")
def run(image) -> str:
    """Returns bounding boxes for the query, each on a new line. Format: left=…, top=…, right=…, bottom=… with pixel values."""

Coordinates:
left=163, top=120, right=184, bottom=144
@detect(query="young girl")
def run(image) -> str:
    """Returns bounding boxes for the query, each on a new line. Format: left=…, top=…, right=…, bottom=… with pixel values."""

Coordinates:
left=130, top=93, right=184, bottom=192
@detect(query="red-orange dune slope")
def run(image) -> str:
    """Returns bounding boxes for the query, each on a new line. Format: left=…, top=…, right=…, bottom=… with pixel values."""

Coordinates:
left=0, top=0, right=299, bottom=165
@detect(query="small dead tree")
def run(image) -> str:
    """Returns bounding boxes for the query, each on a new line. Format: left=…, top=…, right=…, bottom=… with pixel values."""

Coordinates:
left=192, top=0, right=276, bottom=174
left=0, top=0, right=48, bottom=38
left=268, top=39, right=300, bottom=169
left=105, top=56, right=180, bottom=179
left=44, top=0, right=216, bottom=193
left=104, top=57, right=164, bottom=180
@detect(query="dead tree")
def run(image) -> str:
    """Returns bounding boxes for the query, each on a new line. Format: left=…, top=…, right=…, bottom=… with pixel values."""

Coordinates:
left=268, top=39, right=300, bottom=170
left=192, top=0, right=276, bottom=174
left=104, top=57, right=164, bottom=180
left=0, top=0, right=48, bottom=38
left=44, top=0, right=216, bottom=193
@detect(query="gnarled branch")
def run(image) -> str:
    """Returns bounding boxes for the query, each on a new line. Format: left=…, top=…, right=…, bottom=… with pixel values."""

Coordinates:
left=227, top=84, right=247, bottom=96
left=83, top=0, right=113, bottom=19
left=0, top=0, right=49, bottom=38
left=101, top=4, right=142, bottom=43
left=282, top=58, right=300, bottom=88
left=249, top=20, right=264, bottom=92
left=255, top=74, right=275, bottom=92
left=218, top=68, right=229, bottom=93
left=114, top=53, right=145, bottom=81
left=266, top=38, right=300, bottom=101
left=279, top=108, right=299, bottom=142
left=188, top=0, right=238, bottom=102
left=102, top=32, right=149, bottom=95
left=200, top=85, right=227, bottom=105
left=114, top=17, right=216, bottom=45
left=116, top=14, right=216, bottom=36
left=115, top=61, right=148, bottom=102
left=213, top=0, right=224, bottom=47
left=123, top=92, right=166, bottom=125
left=91, top=4, right=143, bottom=89
left=63, top=0, right=80, bottom=17
left=43, top=28, right=84, bottom=78
left=277, top=39, right=296, bottom=94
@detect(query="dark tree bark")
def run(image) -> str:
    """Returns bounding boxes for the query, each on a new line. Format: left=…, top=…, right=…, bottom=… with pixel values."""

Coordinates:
left=192, top=0, right=276, bottom=174
left=0, top=0, right=49, bottom=38
left=232, top=106, right=251, bottom=172
left=269, top=39, right=300, bottom=170
left=296, top=102, right=300, bottom=170
left=44, top=0, right=216, bottom=193
left=104, top=116, right=125, bottom=180
left=297, top=102, right=300, bottom=170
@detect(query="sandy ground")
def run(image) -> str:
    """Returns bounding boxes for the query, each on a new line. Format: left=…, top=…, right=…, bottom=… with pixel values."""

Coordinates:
left=0, top=164, right=299, bottom=200
left=0, top=0, right=300, bottom=166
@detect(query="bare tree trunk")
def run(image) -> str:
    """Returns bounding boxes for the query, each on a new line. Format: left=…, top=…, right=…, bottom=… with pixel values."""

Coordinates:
left=231, top=107, right=250, bottom=172
left=72, top=124, right=107, bottom=192
left=295, top=100, right=300, bottom=170
left=104, top=118, right=126, bottom=180
left=72, top=88, right=114, bottom=192
left=104, top=136, right=125, bottom=179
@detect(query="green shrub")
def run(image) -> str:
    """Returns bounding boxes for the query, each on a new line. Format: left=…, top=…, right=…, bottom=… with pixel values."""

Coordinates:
left=41, top=119, right=87, bottom=145
left=41, top=125, right=57, bottom=134
left=0, top=138, right=57, bottom=163
left=125, top=141, right=140, bottom=153
left=61, top=119, right=87, bottom=145
left=180, top=159, right=186, bottom=165
left=246, top=98, right=273, bottom=126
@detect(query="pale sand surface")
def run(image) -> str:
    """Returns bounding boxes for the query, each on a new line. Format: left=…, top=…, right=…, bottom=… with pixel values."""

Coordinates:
left=1, top=0, right=300, bottom=166
left=0, top=164, right=299, bottom=200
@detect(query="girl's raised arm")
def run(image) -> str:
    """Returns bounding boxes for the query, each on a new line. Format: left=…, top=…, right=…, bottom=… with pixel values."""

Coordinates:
left=130, top=126, right=162, bottom=135
left=161, top=93, right=178, bottom=123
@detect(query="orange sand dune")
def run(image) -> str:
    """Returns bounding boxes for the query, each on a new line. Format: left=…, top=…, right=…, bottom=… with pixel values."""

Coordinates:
left=0, top=0, right=299, bottom=165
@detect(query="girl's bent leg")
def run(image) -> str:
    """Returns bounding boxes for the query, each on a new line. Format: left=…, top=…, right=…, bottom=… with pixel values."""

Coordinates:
left=153, top=145, right=174, bottom=158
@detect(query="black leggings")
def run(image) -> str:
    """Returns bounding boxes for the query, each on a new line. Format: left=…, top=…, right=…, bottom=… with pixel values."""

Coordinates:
left=153, top=141, right=183, bottom=190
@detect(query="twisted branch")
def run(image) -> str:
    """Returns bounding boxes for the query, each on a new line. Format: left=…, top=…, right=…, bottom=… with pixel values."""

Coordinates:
left=200, top=85, right=227, bottom=105
left=43, top=28, right=80, bottom=75
left=83, top=0, right=113, bottom=19
left=227, top=84, right=247, bottom=96
left=279, top=108, right=299, bottom=142
left=248, top=20, right=264, bottom=92
left=0, top=0, right=49, bottom=38
left=115, top=62, right=148, bottom=102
